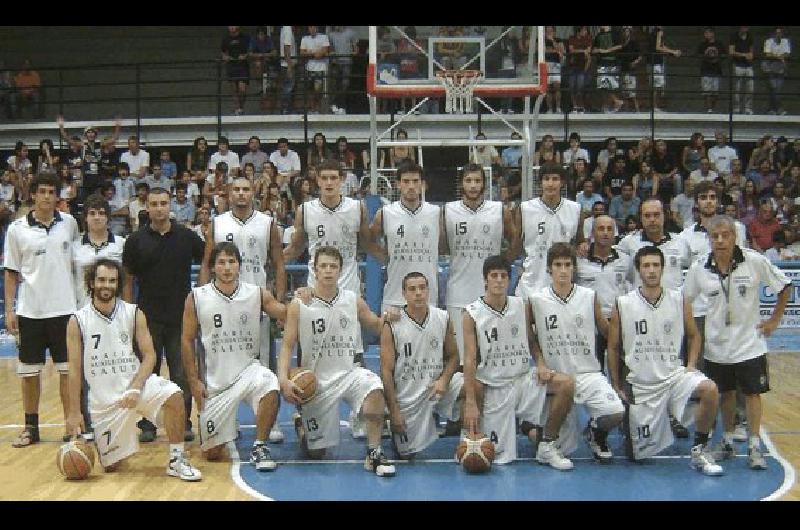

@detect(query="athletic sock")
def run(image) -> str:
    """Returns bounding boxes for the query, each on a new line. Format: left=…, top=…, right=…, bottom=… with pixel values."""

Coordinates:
left=169, top=443, right=184, bottom=457
left=24, top=413, right=39, bottom=429
left=749, top=435, right=760, bottom=449
left=693, top=431, right=709, bottom=447
left=723, top=431, right=735, bottom=446
left=254, top=440, right=266, bottom=446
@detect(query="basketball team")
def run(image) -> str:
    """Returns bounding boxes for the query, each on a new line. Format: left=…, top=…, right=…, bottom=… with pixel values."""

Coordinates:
left=4, top=160, right=789, bottom=482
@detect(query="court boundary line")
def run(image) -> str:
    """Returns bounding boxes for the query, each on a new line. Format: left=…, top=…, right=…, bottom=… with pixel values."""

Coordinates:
left=226, top=441, right=274, bottom=501
left=761, top=426, right=796, bottom=501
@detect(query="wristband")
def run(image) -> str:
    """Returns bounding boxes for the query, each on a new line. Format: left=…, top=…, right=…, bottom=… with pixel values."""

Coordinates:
left=123, top=389, right=141, bottom=398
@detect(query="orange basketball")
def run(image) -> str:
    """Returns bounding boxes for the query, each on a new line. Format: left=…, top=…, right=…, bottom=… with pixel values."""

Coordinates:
left=455, top=433, right=495, bottom=474
left=56, top=439, right=95, bottom=480
left=289, top=367, right=317, bottom=404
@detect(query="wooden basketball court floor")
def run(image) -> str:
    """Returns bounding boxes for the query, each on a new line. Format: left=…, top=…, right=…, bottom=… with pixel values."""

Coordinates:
left=0, top=351, right=798, bottom=501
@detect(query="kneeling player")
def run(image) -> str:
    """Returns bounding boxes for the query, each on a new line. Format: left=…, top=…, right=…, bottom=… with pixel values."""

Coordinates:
left=182, top=242, right=290, bottom=471
left=607, top=246, right=723, bottom=475
left=279, top=246, right=398, bottom=476
left=530, top=243, right=624, bottom=462
left=380, top=272, right=463, bottom=459
left=66, top=259, right=201, bottom=481
left=463, top=255, right=576, bottom=470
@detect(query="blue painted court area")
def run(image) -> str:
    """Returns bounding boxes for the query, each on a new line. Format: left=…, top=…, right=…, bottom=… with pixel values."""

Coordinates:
left=233, top=349, right=789, bottom=501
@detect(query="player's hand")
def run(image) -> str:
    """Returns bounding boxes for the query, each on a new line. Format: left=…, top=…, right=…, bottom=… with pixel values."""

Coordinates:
left=757, top=318, right=780, bottom=337
left=190, top=380, right=208, bottom=412
left=389, top=411, right=406, bottom=434
left=66, top=413, right=85, bottom=438
left=536, top=364, right=555, bottom=385
left=5, top=311, right=19, bottom=337
left=685, top=364, right=697, bottom=373
left=280, top=379, right=305, bottom=406
left=464, top=401, right=480, bottom=434
left=428, top=377, right=448, bottom=401
left=576, top=241, right=589, bottom=258
left=119, top=389, right=141, bottom=409
left=384, top=308, right=401, bottom=323
left=614, top=386, right=629, bottom=403
left=294, top=287, right=314, bottom=305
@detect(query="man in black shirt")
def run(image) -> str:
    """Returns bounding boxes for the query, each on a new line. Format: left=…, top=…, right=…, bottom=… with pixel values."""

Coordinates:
left=221, top=26, right=251, bottom=116
left=696, top=27, right=726, bottom=113
left=729, top=26, right=754, bottom=115
left=123, top=187, right=205, bottom=442
left=57, top=115, right=121, bottom=200
left=603, top=156, right=630, bottom=201
left=651, top=139, right=679, bottom=205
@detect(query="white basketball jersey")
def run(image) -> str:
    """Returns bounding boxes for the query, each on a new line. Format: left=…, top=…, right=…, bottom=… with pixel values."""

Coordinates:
left=193, top=281, right=262, bottom=395
left=74, top=300, right=139, bottom=411
left=616, top=288, right=684, bottom=384
left=466, top=296, right=532, bottom=387
left=616, top=232, right=690, bottom=291
left=444, top=200, right=504, bottom=308
left=72, top=233, right=126, bottom=309
left=390, top=306, right=449, bottom=407
left=304, top=197, right=361, bottom=293
left=530, top=285, right=600, bottom=374
left=213, top=210, right=273, bottom=286
left=518, top=198, right=581, bottom=296
left=297, top=289, right=362, bottom=389
left=381, top=201, right=441, bottom=307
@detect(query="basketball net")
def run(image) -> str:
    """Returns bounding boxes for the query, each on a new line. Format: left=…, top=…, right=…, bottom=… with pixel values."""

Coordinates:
left=435, top=70, right=483, bottom=114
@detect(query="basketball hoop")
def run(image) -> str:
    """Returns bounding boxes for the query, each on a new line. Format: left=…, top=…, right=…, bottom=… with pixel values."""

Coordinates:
left=435, top=70, right=483, bottom=114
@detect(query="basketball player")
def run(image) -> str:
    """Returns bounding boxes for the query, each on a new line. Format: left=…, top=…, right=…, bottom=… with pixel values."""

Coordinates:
left=183, top=242, right=291, bottom=471
left=607, top=246, right=723, bottom=475
left=442, top=163, right=516, bottom=364
left=684, top=215, right=790, bottom=470
left=65, top=259, right=202, bottom=480
left=380, top=272, right=463, bottom=458
left=463, top=255, right=576, bottom=470
left=370, top=160, right=441, bottom=313
left=198, top=174, right=287, bottom=443
left=530, top=243, right=624, bottom=462
left=278, top=246, right=398, bottom=476
left=513, top=162, right=583, bottom=299
left=576, top=215, right=633, bottom=371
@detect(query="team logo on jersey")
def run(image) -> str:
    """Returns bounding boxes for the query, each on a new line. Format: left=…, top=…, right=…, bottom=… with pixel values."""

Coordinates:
left=669, top=256, right=677, bottom=267
left=606, top=393, right=615, bottom=401
left=560, top=226, right=567, bottom=236
left=664, top=321, right=673, bottom=334
left=511, top=324, right=519, bottom=337
left=738, top=285, right=747, bottom=297
left=422, top=225, right=430, bottom=237
left=340, top=316, right=349, bottom=329
left=119, top=332, right=129, bottom=345
left=430, top=337, right=439, bottom=350
left=62, top=241, right=70, bottom=252
left=248, top=235, right=257, bottom=248
left=616, top=272, right=624, bottom=285
left=226, top=233, right=234, bottom=242
left=240, top=312, right=248, bottom=325
left=341, top=224, right=351, bottom=235
left=482, top=224, right=490, bottom=234
left=574, top=315, right=584, bottom=328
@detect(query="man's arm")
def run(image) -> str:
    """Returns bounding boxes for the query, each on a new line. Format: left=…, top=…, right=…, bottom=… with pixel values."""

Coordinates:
left=283, top=205, right=306, bottom=261
left=682, top=296, right=701, bottom=371
left=438, top=207, right=450, bottom=256
left=261, top=287, right=287, bottom=322
left=65, top=317, right=85, bottom=436
left=759, top=283, right=791, bottom=337
left=439, top=318, right=460, bottom=385
left=131, top=309, right=157, bottom=390
left=507, top=204, right=523, bottom=261
left=357, top=296, right=386, bottom=335
left=180, top=293, right=207, bottom=412
left=269, top=222, right=287, bottom=302
left=359, top=201, right=387, bottom=261
left=462, top=310, right=481, bottom=433
left=379, top=322, right=405, bottom=433
left=594, top=293, right=609, bottom=339
left=501, top=205, right=518, bottom=262
left=278, top=301, right=305, bottom=405
left=606, top=303, right=626, bottom=400
left=198, top=217, right=215, bottom=285
left=4, top=269, right=19, bottom=336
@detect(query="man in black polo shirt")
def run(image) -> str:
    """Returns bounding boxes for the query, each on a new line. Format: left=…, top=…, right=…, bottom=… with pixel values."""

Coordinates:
left=123, top=187, right=204, bottom=442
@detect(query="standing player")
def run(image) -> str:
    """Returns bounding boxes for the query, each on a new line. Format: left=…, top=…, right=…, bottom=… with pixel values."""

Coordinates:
left=684, top=216, right=791, bottom=470
left=530, top=243, right=624, bottom=462
left=198, top=174, right=286, bottom=442
left=443, top=163, right=516, bottom=364
left=182, top=242, right=290, bottom=471
left=463, top=255, right=576, bottom=470
left=607, top=246, right=723, bottom=476
left=4, top=173, right=80, bottom=447
left=370, top=160, right=441, bottom=312
left=278, top=246, right=397, bottom=476
left=576, top=215, right=633, bottom=371
left=65, top=259, right=201, bottom=480
left=513, top=162, right=583, bottom=299
left=380, top=272, right=463, bottom=458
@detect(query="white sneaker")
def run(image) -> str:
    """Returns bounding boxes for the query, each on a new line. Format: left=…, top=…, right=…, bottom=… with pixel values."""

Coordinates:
left=732, top=424, right=748, bottom=442
left=331, top=105, right=339, bottom=113
left=364, top=447, right=395, bottom=477
left=250, top=443, right=277, bottom=472
left=167, top=452, right=203, bottom=481
left=350, top=410, right=367, bottom=439
left=535, top=440, right=574, bottom=471
left=690, top=445, right=723, bottom=476
left=269, top=423, right=285, bottom=443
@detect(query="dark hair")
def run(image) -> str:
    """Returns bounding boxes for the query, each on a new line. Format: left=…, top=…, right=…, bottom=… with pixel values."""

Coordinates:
left=85, top=258, right=125, bottom=298
left=39, top=139, right=54, bottom=152
left=634, top=246, right=665, bottom=271
left=317, top=159, right=342, bottom=175
left=84, top=194, right=111, bottom=217
left=625, top=214, right=641, bottom=229
left=248, top=135, right=260, bottom=144
left=482, top=255, right=511, bottom=280
left=547, top=242, right=577, bottom=269
left=128, top=135, right=139, bottom=143
left=314, top=245, right=343, bottom=268
left=396, top=159, right=424, bottom=181
left=569, top=132, right=581, bottom=142
left=402, top=271, right=429, bottom=291
left=540, top=161, right=564, bottom=180
left=118, top=162, right=130, bottom=173
left=694, top=181, right=715, bottom=197
left=174, top=182, right=188, bottom=193
left=606, top=137, right=617, bottom=147
left=218, top=136, right=229, bottom=147
left=209, top=241, right=242, bottom=269
left=135, top=182, right=150, bottom=192
left=277, top=137, right=289, bottom=145
left=29, top=172, right=60, bottom=195
left=148, top=187, right=170, bottom=199
left=192, top=136, right=207, bottom=150
left=215, top=161, right=229, bottom=172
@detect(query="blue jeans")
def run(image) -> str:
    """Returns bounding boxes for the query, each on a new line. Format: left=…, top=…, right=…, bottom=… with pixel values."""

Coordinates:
left=279, top=66, right=295, bottom=112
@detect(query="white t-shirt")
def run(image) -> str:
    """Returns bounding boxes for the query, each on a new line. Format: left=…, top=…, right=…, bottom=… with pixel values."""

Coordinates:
left=120, top=150, right=150, bottom=178
left=563, top=147, right=590, bottom=166
left=328, top=27, right=357, bottom=65
left=269, top=150, right=301, bottom=174
left=707, top=145, right=738, bottom=175
left=764, top=37, right=791, bottom=58
left=688, top=169, right=719, bottom=186
left=300, top=33, right=331, bottom=72
left=208, top=151, right=241, bottom=176
left=470, top=146, right=499, bottom=167
left=280, top=26, right=297, bottom=68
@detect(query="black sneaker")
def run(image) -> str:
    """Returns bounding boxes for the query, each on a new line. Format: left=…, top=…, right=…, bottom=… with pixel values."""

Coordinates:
left=670, top=416, right=689, bottom=439
left=364, top=447, right=396, bottom=477
left=293, top=412, right=306, bottom=446
left=139, top=429, right=157, bottom=443
left=250, top=443, right=277, bottom=472
left=584, top=422, right=613, bottom=463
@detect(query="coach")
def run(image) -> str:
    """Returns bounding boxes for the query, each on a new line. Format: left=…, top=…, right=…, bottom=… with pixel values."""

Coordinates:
left=123, top=187, right=204, bottom=442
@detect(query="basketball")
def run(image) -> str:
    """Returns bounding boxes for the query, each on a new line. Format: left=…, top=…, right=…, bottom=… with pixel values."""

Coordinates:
left=455, top=433, right=495, bottom=474
left=56, top=439, right=95, bottom=480
left=289, top=367, right=317, bottom=404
